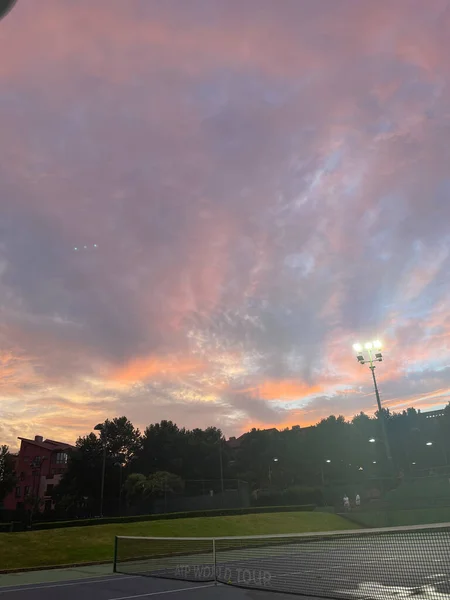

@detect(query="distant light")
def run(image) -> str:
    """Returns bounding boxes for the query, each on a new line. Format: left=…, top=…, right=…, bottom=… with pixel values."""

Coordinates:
left=412, top=462, right=416, bottom=465
left=369, top=438, right=376, bottom=443
left=365, top=342, right=373, bottom=350
left=373, top=340, right=382, bottom=349
left=326, top=459, right=331, bottom=463
left=353, top=343, right=363, bottom=352
left=426, top=442, right=433, bottom=446
left=84, top=245, right=87, bottom=249
left=273, top=457, right=279, bottom=462
left=373, top=461, right=377, bottom=464
left=358, top=467, right=364, bottom=471
left=74, top=247, right=78, bottom=251
left=94, top=244, right=98, bottom=248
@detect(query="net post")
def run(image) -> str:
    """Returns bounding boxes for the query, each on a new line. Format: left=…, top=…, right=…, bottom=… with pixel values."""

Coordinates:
left=213, top=538, right=217, bottom=585
left=113, top=536, right=118, bottom=573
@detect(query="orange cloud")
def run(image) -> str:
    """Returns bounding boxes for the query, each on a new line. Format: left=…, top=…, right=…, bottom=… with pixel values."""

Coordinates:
left=255, top=379, right=323, bottom=401
left=111, top=355, right=205, bottom=384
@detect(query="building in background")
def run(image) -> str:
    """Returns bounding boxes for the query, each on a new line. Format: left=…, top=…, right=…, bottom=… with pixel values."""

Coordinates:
left=3, top=435, right=74, bottom=513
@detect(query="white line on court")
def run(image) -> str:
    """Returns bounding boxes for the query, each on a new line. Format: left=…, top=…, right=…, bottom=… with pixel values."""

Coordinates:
left=108, top=583, right=217, bottom=600
left=0, top=575, right=142, bottom=593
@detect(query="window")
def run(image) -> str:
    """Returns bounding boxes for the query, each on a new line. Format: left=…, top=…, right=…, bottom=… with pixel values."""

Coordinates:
left=15, top=487, right=21, bottom=498
left=24, top=486, right=30, bottom=496
left=55, top=452, right=68, bottom=464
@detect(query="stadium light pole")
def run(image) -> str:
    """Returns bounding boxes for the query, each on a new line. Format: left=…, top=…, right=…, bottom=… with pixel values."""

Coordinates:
left=94, top=423, right=107, bottom=518
left=352, top=341, right=394, bottom=472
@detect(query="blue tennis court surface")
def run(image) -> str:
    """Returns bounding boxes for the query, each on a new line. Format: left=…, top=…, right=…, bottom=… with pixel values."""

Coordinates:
left=0, top=572, right=304, bottom=599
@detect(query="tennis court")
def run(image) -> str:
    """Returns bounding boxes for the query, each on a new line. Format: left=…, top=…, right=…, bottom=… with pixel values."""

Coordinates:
left=0, top=574, right=303, bottom=599
left=114, top=523, right=450, bottom=599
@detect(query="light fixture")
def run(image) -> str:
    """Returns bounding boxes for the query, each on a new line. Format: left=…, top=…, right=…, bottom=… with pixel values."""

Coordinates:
left=426, top=442, right=433, bottom=446
left=357, top=354, right=365, bottom=363
left=373, top=461, right=377, bottom=464
left=373, top=341, right=382, bottom=349
left=358, top=467, right=364, bottom=471
left=273, top=457, right=279, bottom=462
left=326, top=459, right=331, bottom=463
left=412, top=462, right=416, bottom=465
left=369, top=438, right=376, bottom=443
left=353, top=343, right=363, bottom=352
left=365, top=342, right=373, bottom=350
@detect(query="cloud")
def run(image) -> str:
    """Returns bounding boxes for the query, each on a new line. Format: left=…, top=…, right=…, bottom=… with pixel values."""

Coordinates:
left=1, top=0, right=450, bottom=448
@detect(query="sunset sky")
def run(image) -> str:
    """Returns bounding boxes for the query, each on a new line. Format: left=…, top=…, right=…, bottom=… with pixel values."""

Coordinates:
left=1, top=0, right=450, bottom=450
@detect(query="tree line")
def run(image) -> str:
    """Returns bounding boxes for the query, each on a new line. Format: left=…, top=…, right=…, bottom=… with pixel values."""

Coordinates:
left=1, top=405, right=450, bottom=519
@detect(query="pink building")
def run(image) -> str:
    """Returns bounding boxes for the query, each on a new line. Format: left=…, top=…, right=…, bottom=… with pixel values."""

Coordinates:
left=4, top=435, right=74, bottom=512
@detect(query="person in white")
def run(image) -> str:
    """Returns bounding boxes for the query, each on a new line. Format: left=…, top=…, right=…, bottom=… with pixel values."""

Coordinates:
left=343, top=495, right=350, bottom=510
left=355, top=494, right=361, bottom=507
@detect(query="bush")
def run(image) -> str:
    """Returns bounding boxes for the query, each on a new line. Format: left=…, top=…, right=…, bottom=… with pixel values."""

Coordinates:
left=30, top=504, right=316, bottom=531
left=384, top=476, right=450, bottom=509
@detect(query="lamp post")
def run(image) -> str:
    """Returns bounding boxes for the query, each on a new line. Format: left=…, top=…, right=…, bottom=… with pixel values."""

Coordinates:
left=94, top=423, right=107, bottom=518
left=321, top=459, right=331, bottom=486
left=218, top=436, right=225, bottom=497
left=353, top=341, right=394, bottom=472
left=268, top=458, right=278, bottom=487
left=114, top=454, right=126, bottom=515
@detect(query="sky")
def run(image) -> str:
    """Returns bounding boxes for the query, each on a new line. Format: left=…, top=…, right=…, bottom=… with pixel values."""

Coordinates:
left=1, top=0, right=450, bottom=450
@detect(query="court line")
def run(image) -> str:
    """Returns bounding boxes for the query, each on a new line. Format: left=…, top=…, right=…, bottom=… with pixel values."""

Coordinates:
left=108, top=583, right=217, bottom=600
left=0, top=575, right=141, bottom=593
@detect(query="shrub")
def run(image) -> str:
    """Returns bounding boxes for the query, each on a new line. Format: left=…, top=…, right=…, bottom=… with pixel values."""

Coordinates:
left=30, top=504, right=316, bottom=531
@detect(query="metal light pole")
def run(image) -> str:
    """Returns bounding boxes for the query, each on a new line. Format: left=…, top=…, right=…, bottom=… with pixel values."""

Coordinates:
left=218, top=436, right=225, bottom=496
left=268, top=458, right=278, bottom=487
left=94, top=423, right=106, bottom=518
left=114, top=457, right=125, bottom=515
left=353, top=341, right=394, bottom=473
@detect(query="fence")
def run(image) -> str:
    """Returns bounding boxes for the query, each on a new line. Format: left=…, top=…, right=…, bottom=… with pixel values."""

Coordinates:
left=151, top=480, right=250, bottom=515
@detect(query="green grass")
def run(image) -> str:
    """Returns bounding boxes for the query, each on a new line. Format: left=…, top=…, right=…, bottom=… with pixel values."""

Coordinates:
left=347, top=506, right=450, bottom=529
left=0, top=512, right=358, bottom=572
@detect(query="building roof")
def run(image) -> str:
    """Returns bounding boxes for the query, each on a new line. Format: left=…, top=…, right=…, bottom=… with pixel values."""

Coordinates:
left=18, top=437, right=74, bottom=452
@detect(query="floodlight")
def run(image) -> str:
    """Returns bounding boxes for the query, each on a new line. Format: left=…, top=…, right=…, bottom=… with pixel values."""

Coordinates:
left=353, top=343, right=363, bottom=352
left=369, top=438, right=376, bottom=443
left=356, top=354, right=365, bottom=363
left=426, top=442, right=433, bottom=446
left=373, top=340, right=382, bottom=349
left=365, top=342, right=373, bottom=350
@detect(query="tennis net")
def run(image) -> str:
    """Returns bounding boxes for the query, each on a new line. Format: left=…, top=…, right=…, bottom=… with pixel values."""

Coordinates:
left=114, top=522, right=450, bottom=599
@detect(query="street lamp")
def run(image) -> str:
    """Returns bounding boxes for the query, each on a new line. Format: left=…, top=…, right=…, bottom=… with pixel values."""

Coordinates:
left=268, top=458, right=278, bottom=486
left=353, top=340, right=393, bottom=471
left=114, top=454, right=126, bottom=515
left=94, top=423, right=107, bottom=518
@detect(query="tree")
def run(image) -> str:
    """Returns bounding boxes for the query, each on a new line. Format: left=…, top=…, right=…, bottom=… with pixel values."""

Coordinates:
left=123, top=471, right=183, bottom=513
left=0, top=445, right=16, bottom=504
left=53, top=417, right=141, bottom=516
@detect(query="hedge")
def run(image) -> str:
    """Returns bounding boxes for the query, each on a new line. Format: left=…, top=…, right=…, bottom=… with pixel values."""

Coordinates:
left=30, top=504, right=316, bottom=531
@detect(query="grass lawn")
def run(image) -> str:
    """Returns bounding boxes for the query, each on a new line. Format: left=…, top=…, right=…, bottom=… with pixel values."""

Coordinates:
left=0, top=512, right=358, bottom=572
